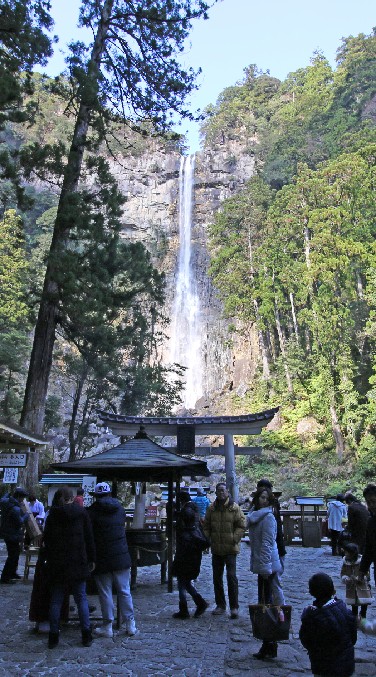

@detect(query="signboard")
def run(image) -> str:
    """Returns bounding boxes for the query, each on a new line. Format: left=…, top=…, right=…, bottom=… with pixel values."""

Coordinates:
left=82, top=475, right=97, bottom=507
left=145, top=505, right=159, bottom=524
left=3, top=467, right=19, bottom=484
left=0, top=453, right=28, bottom=467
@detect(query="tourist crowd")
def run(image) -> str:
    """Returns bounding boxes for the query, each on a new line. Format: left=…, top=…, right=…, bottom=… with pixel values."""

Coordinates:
left=1, top=479, right=376, bottom=676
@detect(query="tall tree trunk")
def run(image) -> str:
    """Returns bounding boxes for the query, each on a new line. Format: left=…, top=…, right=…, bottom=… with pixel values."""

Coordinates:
left=20, top=0, right=114, bottom=444
left=253, top=299, right=271, bottom=379
left=289, top=292, right=299, bottom=341
left=274, top=300, right=294, bottom=395
left=68, top=365, right=89, bottom=462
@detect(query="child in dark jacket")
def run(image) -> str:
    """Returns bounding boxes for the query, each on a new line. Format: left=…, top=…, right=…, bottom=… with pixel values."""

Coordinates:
left=299, top=573, right=357, bottom=677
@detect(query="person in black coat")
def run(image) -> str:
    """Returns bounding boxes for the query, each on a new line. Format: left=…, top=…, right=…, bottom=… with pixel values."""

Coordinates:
left=43, top=486, right=95, bottom=648
left=359, top=484, right=376, bottom=585
left=345, top=493, right=369, bottom=554
left=87, top=482, right=137, bottom=638
left=299, top=573, right=357, bottom=677
left=172, top=491, right=209, bottom=619
left=0, top=487, right=30, bottom=584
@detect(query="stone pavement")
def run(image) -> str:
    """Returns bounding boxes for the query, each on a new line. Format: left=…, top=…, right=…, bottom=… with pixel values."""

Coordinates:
left=0, top=540, right=375, bottom=676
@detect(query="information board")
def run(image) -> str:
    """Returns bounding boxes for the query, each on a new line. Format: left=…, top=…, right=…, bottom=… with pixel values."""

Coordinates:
left=0, top=453, right=28, bottom=467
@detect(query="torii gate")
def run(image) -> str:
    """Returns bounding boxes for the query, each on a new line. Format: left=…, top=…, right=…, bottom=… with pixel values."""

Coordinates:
left=97, top=408, right=279, bottom=502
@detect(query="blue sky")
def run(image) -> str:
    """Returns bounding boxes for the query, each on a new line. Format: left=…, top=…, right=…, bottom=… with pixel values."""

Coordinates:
left=44, top=0, right=375, bottom=152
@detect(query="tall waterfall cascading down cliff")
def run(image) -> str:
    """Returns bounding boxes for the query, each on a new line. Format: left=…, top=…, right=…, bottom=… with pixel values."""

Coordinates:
left=169, top=154, right=204, bottom=409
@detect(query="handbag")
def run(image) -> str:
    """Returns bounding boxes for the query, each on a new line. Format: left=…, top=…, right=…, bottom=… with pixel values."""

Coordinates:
left=191, top=523, right=210, bottom=552
left=249, top=603, right=292, bottom=641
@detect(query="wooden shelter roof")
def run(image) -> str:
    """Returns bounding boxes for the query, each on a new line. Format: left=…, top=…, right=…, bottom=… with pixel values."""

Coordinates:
left=51, top=431, right=210, bottom=482
left=97, top=407, right=279, bottom=436
left=0, top=419, right=46, bottom=450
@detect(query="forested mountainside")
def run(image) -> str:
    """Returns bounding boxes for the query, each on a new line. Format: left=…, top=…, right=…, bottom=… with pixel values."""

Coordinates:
left=203, top=29, right=376, bottom=495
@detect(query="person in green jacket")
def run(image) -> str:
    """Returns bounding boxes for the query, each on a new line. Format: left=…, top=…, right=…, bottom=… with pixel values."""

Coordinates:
left=203, top=482, right=245, bottom=619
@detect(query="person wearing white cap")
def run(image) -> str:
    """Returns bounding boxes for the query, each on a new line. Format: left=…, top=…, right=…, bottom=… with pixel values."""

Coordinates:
left=87, top=482, right=137, bottom=637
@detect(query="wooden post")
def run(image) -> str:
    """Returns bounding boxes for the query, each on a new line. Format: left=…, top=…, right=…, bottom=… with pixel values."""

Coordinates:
left=224, top=434, right=239, bottom=503
left=167, top=475, right=174, bottom=592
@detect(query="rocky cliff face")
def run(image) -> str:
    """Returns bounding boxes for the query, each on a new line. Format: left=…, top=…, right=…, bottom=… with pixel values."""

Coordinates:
left=110, top=136, right=259, bottom=410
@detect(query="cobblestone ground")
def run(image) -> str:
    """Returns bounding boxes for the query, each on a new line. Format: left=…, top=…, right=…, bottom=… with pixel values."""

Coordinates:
left=0, top=540, right=375, bottom=676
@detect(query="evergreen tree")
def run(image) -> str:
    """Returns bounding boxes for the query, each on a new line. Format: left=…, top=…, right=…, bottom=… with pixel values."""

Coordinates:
left=20, top=0, right=213, bottom=439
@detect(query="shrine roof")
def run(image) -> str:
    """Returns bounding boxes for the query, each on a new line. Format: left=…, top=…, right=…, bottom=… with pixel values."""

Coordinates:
left=51, top=433, right=210, bottom=482
left=0, top=419, right=46, bottom=450
left=97, top=407, right=279, bottom=436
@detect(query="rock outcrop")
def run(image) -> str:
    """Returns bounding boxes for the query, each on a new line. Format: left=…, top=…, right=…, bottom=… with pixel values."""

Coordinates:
left=110, top=136, right=259, bottom=409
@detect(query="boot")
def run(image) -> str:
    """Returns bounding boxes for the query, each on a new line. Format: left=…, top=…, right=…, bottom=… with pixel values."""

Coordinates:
left=48, top=632, right=59, bottom=649
left=82, top=628, right=93, bottom=647
left=172, top=601, right=190, bottom=619
left=253, top=640, right=277, bottom=660
left=194, top=597, right=209, bottom=618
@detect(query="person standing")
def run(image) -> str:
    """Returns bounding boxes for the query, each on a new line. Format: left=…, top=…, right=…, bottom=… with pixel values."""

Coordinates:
left=171, top=491, right=209, bottom=619
left=247, top=486, right=283, bottom=660
left=27, top=494, right=45, bottom=521
left=344, top=493, right=369, bottom=555
left=193, top=488, right=210, bottom=522
left=87, top=482, right=137, bottom=638
left=299, top=573, right=357, bottom=677
left=358, top=484, right=376, bottom=586
left=341, top=542, right=372, bottom=620
left=256, top=478, right=286, bottom=604
left=73, top=488, right=85, bottom=507
left=203, top=482, right=245, bottom=619
left=0, top=486, right=30, bottom=583
left=43, top=486, right=95, bottom=648
left=327, top=494, right=347, bottom=556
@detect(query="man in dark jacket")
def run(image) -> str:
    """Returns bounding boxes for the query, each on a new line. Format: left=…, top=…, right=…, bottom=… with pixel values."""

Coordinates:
left=359, top=484, right=376, bottom=585
left=87, top=482, right=137, bottom=638
left=0, top=486, right=29, bottom=584
left=345, top=493, right=369, bottom=554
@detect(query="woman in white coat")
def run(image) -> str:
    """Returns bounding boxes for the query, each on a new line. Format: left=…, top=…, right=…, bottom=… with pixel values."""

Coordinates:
left=247, top=486, right=283, bottom=660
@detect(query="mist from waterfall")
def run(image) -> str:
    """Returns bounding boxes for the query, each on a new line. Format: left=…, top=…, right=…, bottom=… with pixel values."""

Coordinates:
left=169, top=154, right=203, bottom=409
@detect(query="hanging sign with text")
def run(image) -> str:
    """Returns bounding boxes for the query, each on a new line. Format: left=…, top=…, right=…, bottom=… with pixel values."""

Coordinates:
left=3, top=467, right=19, bottom=484
left=0, top=453, right=28, bottom=467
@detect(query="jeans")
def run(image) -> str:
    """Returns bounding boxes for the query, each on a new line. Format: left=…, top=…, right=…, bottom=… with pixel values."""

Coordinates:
left=212, top=553, right=238, bottom=610
left=330, top=529, right=341, bottom=555
left=1, top=539, right=20, bottom=581
left=94, top=569, right=134, bottom=624
left=177, top=576, right=201, bottom=605
left=49, top=580, right=90, bottom=633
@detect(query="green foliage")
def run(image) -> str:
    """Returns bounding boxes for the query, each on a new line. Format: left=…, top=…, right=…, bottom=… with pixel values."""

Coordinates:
left=207, top=30, right=376, bottom=491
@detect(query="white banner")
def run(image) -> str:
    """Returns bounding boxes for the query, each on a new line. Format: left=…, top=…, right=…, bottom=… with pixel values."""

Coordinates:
left=3, top=467, right=19, bottom=484
left=82, top=476, right=97, bottom=507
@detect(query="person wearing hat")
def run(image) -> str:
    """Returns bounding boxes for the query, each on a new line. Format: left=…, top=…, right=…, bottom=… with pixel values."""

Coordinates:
left=0, top=487, right=30, bottom=584
left=87, top=482, right=137, bottom=638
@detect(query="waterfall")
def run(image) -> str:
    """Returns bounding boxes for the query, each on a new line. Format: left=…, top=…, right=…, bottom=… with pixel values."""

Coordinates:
left=169, top=154, right=203, bottom=409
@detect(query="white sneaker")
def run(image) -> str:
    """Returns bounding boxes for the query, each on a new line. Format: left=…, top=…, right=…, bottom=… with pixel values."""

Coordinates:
left=94, top=623, right=113, bottom=638
left=126, top=616, right=137, bottom=636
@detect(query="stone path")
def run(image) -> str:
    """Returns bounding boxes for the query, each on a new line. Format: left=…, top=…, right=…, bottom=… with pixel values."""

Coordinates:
left=0, top=540, right=375, bottom=676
